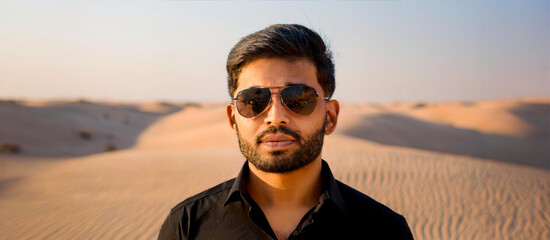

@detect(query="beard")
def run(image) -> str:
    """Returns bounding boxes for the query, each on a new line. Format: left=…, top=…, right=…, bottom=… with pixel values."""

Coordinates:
left=236, top=119, right=326, bottom=173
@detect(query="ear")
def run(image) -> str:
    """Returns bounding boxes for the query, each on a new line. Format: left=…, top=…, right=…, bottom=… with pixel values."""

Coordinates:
left=324, top=100, right=340, bottom=135
left=226, top=103, right=237, bottom=130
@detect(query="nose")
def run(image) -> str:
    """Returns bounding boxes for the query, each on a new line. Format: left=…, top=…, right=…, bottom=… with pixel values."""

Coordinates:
left=264, top=93, right=290, bottom=126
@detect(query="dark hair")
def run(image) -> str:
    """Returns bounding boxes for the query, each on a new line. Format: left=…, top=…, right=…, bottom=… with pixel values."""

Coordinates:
left=226, top=24, right=335, bottom=98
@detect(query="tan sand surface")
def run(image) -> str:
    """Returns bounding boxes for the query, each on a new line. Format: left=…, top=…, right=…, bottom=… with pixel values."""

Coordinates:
left=0, top=99, right=549, bottom=240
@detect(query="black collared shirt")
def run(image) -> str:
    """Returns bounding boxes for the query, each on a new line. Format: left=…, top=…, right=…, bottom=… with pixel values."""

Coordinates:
left=158, top=161, right=414, bottom=240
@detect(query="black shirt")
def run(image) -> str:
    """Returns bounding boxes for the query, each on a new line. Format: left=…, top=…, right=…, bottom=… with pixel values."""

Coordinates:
left=158, top=160, right=414, bottom=240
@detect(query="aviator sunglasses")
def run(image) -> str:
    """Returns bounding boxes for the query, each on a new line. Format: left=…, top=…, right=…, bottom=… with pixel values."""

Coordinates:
left=232, top=84, right=329, bottom=118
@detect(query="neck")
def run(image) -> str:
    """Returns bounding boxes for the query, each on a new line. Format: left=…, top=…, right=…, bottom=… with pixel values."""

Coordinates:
left=246, top=158, right=323, bottom=207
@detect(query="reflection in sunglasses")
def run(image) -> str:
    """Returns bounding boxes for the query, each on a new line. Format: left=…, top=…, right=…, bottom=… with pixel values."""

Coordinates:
left=233, top=84, right=327, bottom=118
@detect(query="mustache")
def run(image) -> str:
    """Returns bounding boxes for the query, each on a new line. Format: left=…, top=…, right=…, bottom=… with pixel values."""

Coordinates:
left=256, top=126, right=302, bottom=144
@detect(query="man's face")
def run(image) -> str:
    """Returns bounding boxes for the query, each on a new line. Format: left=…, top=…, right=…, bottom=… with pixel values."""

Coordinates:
left=226, top=58, right=339, bottom=173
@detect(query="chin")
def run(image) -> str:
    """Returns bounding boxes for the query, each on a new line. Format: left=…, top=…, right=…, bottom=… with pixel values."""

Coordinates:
left=269, top=150, right=285, bottom=156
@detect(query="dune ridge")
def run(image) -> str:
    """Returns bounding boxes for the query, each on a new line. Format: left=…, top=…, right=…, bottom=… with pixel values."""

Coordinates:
left=336, top=99, right=550, bottom=170
left=0, top=100, right=183, bottom=156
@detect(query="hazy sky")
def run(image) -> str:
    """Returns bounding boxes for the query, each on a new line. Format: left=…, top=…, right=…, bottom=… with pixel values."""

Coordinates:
left=1, top=0, right=548, bottom=103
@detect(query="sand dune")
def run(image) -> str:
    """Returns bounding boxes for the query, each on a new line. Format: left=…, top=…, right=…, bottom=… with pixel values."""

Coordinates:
left=0, top=100, right=181, bottom=157
left=0, top=98, right=549, bottom=240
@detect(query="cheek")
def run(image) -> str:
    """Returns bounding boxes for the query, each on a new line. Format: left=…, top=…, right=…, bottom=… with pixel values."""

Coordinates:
left=312, top=103, right=327, bottom=123
left=295, top=116, right=325, bottom=136
left=235, top=119, right=259, bottom=138
left=313, top=108, right=328, bottom=130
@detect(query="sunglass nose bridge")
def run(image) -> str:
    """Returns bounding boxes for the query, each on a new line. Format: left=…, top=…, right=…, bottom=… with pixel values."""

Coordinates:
left=266, top=92, right=286, bottom=109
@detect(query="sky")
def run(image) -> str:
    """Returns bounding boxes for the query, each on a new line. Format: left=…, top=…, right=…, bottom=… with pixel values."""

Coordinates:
left=1, top=0, right=548, bottom=103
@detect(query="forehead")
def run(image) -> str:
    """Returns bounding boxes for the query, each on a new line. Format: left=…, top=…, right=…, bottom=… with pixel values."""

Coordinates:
left=236, top=58, right=322, bottom=94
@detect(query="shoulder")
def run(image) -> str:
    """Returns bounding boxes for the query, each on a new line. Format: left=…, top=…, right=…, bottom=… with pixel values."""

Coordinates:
left=168, top=178, right=235, bottom=217
left=158, top=179, right=236, bottom=239
left=336, top=180, right=413, bottom=238
left=337, top=180, right=401, bottom=217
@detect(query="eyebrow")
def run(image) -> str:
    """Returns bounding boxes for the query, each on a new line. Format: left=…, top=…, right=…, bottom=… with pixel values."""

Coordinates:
left=248, top=83, right=306, bottom=89
left=286, top=83, right=305, bottom=87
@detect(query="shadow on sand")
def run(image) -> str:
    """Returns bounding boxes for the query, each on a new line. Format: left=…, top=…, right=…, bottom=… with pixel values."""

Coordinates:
left=338, top=103, right=550, bottom=170
left=0, top=177, right=23, bottom=197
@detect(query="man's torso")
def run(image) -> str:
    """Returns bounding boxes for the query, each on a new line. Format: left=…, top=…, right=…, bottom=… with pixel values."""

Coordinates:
left=158, top=161, right=414, bottom=240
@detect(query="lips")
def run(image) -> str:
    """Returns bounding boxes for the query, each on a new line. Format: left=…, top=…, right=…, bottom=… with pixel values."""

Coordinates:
left=260, top=134, right=296, bottom=143
left=259, top=134, right=296, bottom=149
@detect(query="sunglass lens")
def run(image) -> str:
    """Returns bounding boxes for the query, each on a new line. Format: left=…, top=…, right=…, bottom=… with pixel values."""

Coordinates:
left=281, top=85, right=318, bottom=116
left=236, top=88, right=271, bottom=118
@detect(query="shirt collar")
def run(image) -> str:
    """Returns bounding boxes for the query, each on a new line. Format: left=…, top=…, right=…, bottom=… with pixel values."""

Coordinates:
left=223, top=160, right=350, bottom=216
left=319, top=160, right=350, bottom=216
left=224, top=161, right=249, bottom=206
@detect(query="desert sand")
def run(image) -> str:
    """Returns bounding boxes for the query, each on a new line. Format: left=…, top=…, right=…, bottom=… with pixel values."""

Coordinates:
left=0, top=98, right=549, bottom=240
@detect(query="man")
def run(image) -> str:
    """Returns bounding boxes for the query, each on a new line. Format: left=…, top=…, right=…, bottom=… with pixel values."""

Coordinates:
left=158, top=24, right=414, bottom=240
